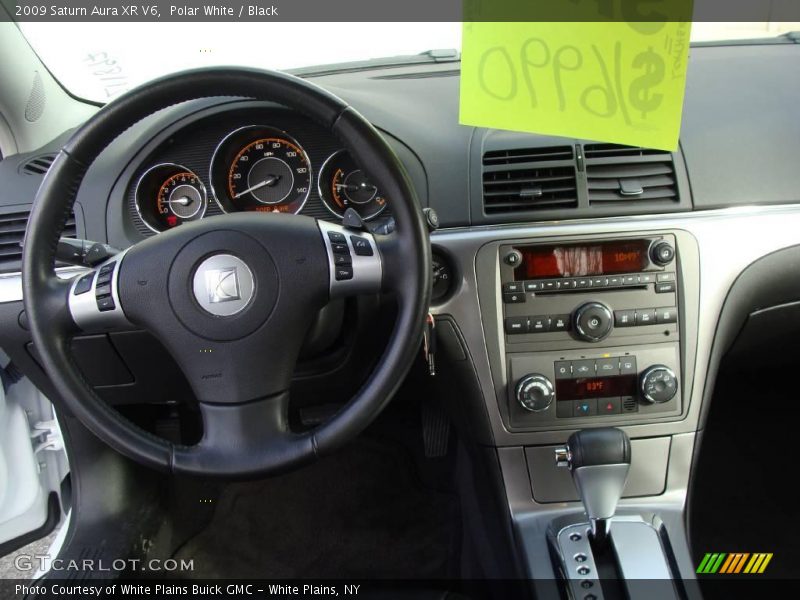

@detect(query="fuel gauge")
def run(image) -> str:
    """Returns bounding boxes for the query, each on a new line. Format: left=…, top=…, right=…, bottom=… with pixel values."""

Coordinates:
left=318, top=150, right=387, bottom=221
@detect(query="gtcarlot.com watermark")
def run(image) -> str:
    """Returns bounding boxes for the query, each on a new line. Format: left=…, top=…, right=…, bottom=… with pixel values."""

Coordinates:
left=14, top=554, right=194, bottom=573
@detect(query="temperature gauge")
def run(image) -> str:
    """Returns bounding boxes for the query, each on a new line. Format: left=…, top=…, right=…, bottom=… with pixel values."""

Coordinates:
left=318, top=150, right=387, bottom=221
left=135, top=163, right=208, bottom=232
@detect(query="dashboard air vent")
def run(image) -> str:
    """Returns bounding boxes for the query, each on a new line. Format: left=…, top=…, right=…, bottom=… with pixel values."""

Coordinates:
left=0, top=208, right=76, bottom=273
left=584, top=144, right=678, bottom=204
left=482, top=146, right=577, bottom=214
left=21, top=153, right=57, bottom=176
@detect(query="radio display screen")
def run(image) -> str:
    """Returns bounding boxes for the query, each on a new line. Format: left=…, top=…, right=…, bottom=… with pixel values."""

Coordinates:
left=556, top=375, right=637, bottom=401
left=514, top=239, right=650, bottom=280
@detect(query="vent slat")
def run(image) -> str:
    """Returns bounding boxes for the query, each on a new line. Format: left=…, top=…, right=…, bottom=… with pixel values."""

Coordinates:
left=0, top=208, right=77, bottom=273
left=483, top=146, right=573, bottom=166
left=482, top=148, right=578, bottom=214
left=21, top=153, right=57, bottom=176
left=585, top=144, right=678, bottom=205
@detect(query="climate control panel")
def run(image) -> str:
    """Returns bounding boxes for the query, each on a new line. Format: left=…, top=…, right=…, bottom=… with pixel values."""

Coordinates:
left=506, top=344, right=681, bottom=429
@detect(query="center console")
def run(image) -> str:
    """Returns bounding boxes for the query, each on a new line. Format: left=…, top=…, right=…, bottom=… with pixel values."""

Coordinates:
left=499, top=234, right=682, bottom=431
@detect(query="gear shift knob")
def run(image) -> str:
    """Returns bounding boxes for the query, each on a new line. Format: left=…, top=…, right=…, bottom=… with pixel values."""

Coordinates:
left=555, top=428, right=631, bottom=546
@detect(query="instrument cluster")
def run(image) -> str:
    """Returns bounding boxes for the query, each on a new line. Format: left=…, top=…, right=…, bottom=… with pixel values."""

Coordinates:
left=133, top=118, right=389, bottom=234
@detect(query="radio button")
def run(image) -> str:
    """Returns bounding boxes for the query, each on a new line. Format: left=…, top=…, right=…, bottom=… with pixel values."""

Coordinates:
left=525, top=280, right=543, bottom=292
left=596, top=357, right=620, bottom=376
left=592, top=277, right=608, bottom=288
left=639, top=273, right=655, bottom=284
left=504, top=316, right=529, bottom=334
left=573, top=399, right=597, bottom=417
left=614, top=309, right=636, bottom=327
left=503, top=292, right=526, bottom=304
left=554, top=361, right=572, bottom=379
left=656, top=307, right=678, bottom=324
left=561, top=279, right=576, bottom=290
left=620, top=356, right=638, bottom=375
left=530, top=316, right=551, bottom=333
left=542, top=280, right=560, bottom=291
left=550, top=314, right=570, bottom=331
left=574, top=302, right=614, bottom=342
left=623, top=275, right=639, bottom=286
left=608, top=276, right=623, bottom=287
left=657, top=272, right=675, bottom=282
left=635, top=309, right=656, bottom=325
left=572, top=359, right=595, bottom=378
left=575, top=278, right=592, bottom=289
left=503, top=282, right=523, bottom=293
left=655, top=281, right=676, bottom=294
left=599, top=397, right=621, bottom=415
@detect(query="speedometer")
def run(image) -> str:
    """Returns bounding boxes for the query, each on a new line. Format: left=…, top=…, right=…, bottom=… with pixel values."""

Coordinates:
left=210, top=125, right=312, bottom=214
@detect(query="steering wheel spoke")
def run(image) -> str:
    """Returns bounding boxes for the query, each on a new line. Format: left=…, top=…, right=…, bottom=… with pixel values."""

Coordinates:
left=173, top=393, right=314, bottom=476
left=67, top=250, right=134, bottom=333
left=316, top=220, right=383, bottom=298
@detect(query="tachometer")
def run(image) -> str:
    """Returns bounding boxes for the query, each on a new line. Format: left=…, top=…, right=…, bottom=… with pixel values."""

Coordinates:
left=210, top=125, right=312, bottom=214
left=135, top=163, right=207, bottom=232
left=318, top=150, right=387, bottom=221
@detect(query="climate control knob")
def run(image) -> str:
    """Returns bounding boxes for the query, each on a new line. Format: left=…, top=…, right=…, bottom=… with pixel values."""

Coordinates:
left=639, top=365, right=678, bottom=404
left=515, top=374, right=554, bottom=412
left=573, top=302, right=614, bottom=342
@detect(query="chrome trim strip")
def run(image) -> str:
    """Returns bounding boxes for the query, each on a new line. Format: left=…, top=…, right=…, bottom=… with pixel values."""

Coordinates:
left=0, top=267, right=88, bottom=305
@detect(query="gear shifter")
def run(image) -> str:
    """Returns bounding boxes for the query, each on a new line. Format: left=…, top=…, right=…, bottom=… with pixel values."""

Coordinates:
left=555, top=427, right=631, bottom=546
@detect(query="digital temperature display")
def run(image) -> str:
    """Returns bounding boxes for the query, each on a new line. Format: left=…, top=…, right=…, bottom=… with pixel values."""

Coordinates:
left=514, top=239, right=651, bottom=280
left=556, top=375, right=637, bottom=401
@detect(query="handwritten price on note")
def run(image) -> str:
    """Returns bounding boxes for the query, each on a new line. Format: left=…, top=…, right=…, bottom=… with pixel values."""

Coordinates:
left=478, top=40, right=669, bottom=122
left=460, top=22, right=691, bottom=151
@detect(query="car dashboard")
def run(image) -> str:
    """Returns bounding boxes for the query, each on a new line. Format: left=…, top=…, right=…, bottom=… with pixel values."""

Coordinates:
left=0, top=39, right=799, bottom=582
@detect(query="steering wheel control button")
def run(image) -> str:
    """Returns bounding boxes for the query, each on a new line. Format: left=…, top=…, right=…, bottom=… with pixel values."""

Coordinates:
left=335, top=266, right=354, bottom=281
left=96, top=295, right=116, bottom=312
left=333, top=254, right=352, bottom=266
left=573, top=302, right=613, bottom=342
left=515, top=374, right=554, bottom=412
left=331, top=242, right=349, bottom=254
left=350, top=236, right=373, bottom=256
left=640, top=365, right=678, bottom=404
left=192, top=254, right=255, bottom=317
left=74, top=272, right=95, bottom=295
left=327, top=231, right=346, bottom=244
left=651, top=241, right=675, bottom=266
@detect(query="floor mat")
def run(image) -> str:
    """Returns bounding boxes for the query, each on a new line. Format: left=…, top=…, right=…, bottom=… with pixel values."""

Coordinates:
left=174, top=437, right=458, bottom=579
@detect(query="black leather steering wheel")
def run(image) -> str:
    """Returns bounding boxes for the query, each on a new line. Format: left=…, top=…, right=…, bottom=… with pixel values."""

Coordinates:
left=22, top=68, right=431, bottom=478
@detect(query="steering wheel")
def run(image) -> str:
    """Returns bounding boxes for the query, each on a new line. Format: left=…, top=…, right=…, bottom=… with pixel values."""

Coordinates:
left=22, top=68, right=431, bottom=478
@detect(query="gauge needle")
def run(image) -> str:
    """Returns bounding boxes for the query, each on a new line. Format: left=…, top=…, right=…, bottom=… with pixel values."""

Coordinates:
left=170, top=196, right=193, bottom=206
left=335, top=182, right=377, bottom=193
left=234, top=175, right=281, bottom=198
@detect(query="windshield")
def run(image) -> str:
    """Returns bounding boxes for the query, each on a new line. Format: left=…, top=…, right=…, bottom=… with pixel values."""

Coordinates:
left=19, top=21, right=799, bottom=103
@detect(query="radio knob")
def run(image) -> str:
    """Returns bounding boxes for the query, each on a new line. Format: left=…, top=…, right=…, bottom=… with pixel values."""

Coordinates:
left=516, top=374, right=554, bottom=412
left=573, top=302, right=614, bottom=342
left=639, top=365, right=678, bottom=404
left=651, top=241, right=675, bottom=266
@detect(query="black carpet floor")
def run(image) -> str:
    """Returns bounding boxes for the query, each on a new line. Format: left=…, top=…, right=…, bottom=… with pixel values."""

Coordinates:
left=173, top=437, right=458, bottom=579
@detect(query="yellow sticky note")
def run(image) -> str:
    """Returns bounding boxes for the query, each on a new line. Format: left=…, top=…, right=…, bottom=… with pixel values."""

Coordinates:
left=460, top=22, right=692, bottom=151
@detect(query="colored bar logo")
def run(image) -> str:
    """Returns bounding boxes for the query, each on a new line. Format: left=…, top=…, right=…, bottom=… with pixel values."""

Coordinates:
left=696, top=553, right=773, bottom=574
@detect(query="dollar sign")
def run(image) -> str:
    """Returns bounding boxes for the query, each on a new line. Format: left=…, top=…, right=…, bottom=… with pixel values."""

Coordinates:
left=628, top=47, right=665, bottom=119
